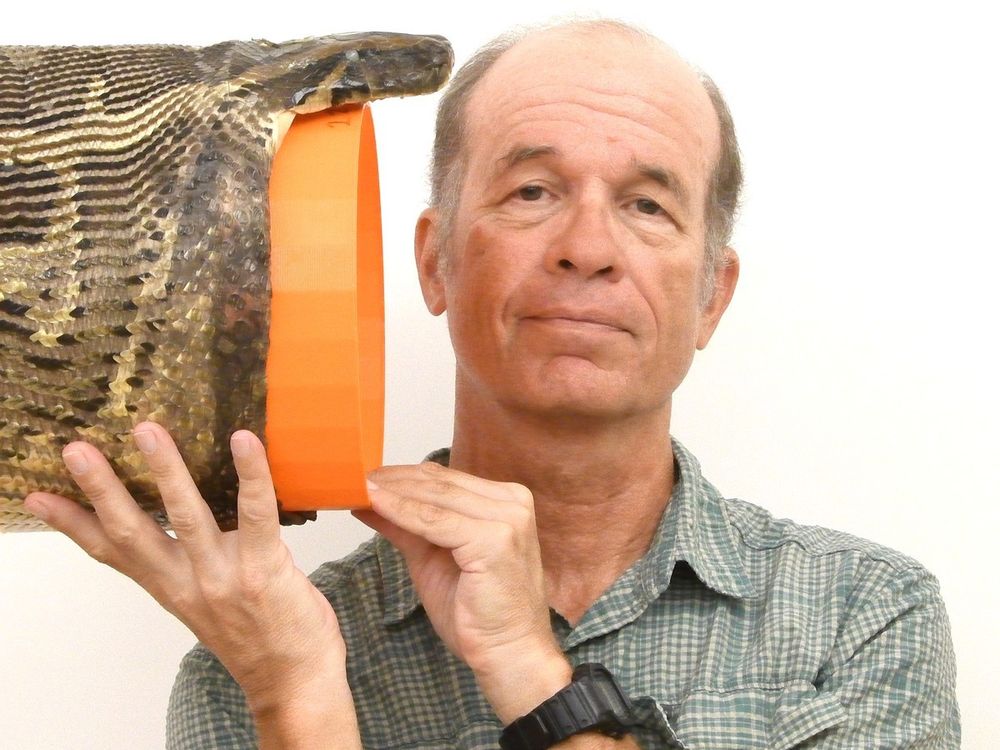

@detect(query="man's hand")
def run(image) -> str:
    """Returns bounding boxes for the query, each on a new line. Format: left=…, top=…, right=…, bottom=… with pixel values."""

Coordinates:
left=23, top=422, right=360, bottom=749
left=356, top=461, right=572, bottom=724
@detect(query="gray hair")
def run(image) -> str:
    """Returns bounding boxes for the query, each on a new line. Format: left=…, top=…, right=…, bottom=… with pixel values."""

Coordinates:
left=428, top=18, right=743, bottom=306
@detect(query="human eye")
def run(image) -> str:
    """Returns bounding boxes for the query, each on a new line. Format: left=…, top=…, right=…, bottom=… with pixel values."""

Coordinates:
left=497, top=178, right=559, bottom=221
left=627, top=196, right=680, bottom=230
left=635, top=197, right=664, bottom=216
left=516, top=184, right=546, bottom=201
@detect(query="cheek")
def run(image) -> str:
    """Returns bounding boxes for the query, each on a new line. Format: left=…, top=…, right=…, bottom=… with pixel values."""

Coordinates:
left=460, top=219, right=493, bottom=267
left=445, top=222, right=520, bottom=348
left=642, top=256, right=705, bottom=350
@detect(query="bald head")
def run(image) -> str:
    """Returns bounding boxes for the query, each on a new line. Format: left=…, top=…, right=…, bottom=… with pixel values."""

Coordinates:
left=428, top=19, right=742, bottom=303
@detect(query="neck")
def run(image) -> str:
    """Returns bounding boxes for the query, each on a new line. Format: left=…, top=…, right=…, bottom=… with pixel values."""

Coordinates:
left=448, top=384, right=675, bottom=624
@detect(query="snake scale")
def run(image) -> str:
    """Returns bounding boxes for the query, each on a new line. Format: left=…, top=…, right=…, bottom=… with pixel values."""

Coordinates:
left=0, top=32, right=452, bottom=531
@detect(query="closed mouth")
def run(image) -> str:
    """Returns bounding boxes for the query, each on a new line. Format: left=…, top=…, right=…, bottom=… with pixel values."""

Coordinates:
left=523, top=315, right=629, bottom=334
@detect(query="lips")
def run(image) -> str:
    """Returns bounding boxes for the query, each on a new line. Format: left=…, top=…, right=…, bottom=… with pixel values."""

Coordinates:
left=521, top=307, right=631, bottom=333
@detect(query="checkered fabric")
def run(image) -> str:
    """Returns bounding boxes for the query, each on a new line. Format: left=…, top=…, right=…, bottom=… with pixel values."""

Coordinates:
left=166, top=438, right=960, bottom=749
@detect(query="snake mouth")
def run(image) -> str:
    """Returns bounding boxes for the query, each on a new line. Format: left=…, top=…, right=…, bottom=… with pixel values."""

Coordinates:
left=269, top=32, right=454, bottom=114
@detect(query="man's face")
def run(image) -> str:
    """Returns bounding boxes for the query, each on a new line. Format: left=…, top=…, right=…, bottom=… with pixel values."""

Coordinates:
left=418, top=29, right=737, bottom=422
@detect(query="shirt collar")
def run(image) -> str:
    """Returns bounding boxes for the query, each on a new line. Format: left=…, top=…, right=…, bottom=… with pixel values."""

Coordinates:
left=377, top=437, right=757, bottom=626
left=641, top=437, right=757, bottom=601
left=377, top=532, right=419, bottom=625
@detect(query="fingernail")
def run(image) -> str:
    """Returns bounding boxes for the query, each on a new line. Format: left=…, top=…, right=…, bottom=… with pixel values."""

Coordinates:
left=133, top=429, right=157, bottom=454
left=231, top=432, right=252, bottom=458
left=63, top=450, right=89, bottom=475
left=366, top=478, right=379, bottom=493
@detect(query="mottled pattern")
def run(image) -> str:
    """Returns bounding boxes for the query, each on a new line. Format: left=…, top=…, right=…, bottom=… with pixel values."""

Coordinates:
left=0, top=33, right=452, bottom=530
left=166, top=439, right=961, bottom=748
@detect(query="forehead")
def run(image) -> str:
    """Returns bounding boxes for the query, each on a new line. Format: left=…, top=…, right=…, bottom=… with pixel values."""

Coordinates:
left=463, top=28, right=720, bottom=191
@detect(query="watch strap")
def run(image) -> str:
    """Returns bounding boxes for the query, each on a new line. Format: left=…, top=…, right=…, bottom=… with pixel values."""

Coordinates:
left=499, top=663, right=633, bottom=750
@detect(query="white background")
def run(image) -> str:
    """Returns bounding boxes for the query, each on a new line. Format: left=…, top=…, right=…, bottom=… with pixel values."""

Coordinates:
left=1, top=1, right=996, bottom=747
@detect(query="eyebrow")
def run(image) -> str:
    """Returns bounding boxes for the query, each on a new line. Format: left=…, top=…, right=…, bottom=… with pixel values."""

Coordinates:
left=493, top=145, right=559, bottom=179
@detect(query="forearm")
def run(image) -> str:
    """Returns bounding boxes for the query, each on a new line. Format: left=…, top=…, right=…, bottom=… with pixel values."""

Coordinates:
left=251, top=683, right=361, bottom=750
left=475, top=639, right=573, bottom=725
left=254, top=701, right=362, bottom=750
left=248, top=655, right=362, bottom=750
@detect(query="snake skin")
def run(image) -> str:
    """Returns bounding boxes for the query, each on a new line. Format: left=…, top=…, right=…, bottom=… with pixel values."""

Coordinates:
left=0, top=32, right=452, bottom=530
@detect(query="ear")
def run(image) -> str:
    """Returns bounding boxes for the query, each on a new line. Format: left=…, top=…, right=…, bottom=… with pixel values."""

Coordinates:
left=414, top=207, right=447, bottom=316
left=696, top=247, right=740, bottom=350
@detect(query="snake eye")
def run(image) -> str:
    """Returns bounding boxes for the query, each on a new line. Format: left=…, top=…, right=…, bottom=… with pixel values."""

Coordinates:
left=291, top=85, right=318, bottom=107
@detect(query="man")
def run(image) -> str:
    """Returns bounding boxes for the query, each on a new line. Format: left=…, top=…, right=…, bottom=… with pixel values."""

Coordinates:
left=24, top=18, right=960, bottom=749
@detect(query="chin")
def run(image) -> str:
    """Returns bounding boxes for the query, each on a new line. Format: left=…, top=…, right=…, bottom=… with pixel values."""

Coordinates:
left=498, top=379, right=653, bottom=423
left=462, top=358, right=670, bottom=422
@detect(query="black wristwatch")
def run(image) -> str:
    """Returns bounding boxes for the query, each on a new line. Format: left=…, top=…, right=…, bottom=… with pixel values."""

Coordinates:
left=498, top=663, right=635, bottom=750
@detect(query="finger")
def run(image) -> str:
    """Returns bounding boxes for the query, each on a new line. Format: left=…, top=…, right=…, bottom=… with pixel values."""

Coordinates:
left=59, top=441, right=173, bottom=567
left=23, top=491, right=122, bottom=567
left=352, top=509, right=433, bottom=562
left=230, top=430, right=280, bottom=559
left=131, top=422, right=221, bottom=563
left=372, top=462, right=529, bottom=505
left=368, top=467, right=533, bottom=526
left=367, top=484, right=508, bottom=553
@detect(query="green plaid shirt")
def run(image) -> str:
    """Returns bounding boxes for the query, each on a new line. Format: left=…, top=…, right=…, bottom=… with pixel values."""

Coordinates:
left=167, top=438, right=960, bottom=749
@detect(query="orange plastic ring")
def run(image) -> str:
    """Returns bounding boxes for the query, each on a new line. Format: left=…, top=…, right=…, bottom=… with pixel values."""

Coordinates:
left=265, top=104, right=384, bottom=511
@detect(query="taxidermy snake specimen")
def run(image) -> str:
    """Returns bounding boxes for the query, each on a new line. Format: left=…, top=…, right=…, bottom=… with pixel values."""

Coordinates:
left=0, top=32, right=452, bottom=530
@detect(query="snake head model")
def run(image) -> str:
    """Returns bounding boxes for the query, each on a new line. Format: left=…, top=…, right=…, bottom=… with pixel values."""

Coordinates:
left=0, top=32, right=453, bottom=531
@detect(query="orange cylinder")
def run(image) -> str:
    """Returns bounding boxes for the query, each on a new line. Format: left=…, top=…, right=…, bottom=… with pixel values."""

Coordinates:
left=265, top=105, right=385, bottom=510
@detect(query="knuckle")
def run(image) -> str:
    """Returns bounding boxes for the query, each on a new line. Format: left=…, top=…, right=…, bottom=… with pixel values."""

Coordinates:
left=238, top=501, right=274, bottom=527
left=87, top=539, right=118, bottom=567
left=168, top=585, right=202, bottom=613
left=507, top=503, right=534, bottom=531
left=237, top=567, right=270, bottom=598
left=79, top=477, right=113, bottom=505
left=238, top=475, right=274, bottom=501
left=420, top=460, right=446, bottom=476
left=416, top=501, right=448, bottom=527
left=505, top=482, right=534, bottom=506
left=428, top=479, right=460, bottom=499
left=197, top=577, right=232, bottom=605
left=146, top=457, right=197, bottom=496
left=165, top=507, right=200, bottom=532
left=164, top=479, right=200, bottom=506
left=105, top=521, right=142, bottom=550
left=146, top=455, right=176, bottom=482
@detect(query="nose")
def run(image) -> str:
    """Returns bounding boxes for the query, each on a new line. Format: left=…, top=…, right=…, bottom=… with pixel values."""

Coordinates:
left=544, top=192, right=624, bottom=281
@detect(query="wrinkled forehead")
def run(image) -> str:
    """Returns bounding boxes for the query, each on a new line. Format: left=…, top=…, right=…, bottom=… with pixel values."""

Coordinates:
left=463, top=27, right=721, bottom=182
